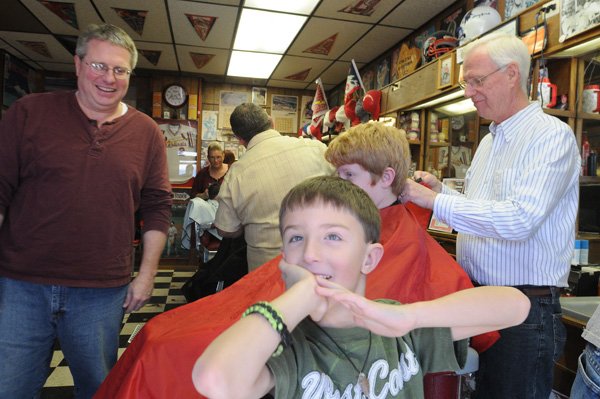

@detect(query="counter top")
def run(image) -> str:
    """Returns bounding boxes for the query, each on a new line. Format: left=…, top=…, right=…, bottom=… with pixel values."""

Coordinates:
left=560, top=296, right=600, bottom=323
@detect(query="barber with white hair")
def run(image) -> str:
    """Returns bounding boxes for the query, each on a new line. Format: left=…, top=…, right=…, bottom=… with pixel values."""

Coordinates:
left=401, top=33, right=580, bottom=399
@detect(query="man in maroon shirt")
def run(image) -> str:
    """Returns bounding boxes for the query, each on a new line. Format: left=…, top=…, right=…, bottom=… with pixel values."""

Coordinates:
left=0, top=24, right=172, bottom=399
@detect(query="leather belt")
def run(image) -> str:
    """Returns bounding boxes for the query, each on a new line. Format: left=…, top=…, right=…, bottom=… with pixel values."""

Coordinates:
left=471, top=281, right=555, bottom=297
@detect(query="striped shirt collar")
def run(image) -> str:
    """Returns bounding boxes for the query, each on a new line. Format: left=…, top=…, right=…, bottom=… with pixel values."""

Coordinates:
left=489, top=102, right=541, bottom=143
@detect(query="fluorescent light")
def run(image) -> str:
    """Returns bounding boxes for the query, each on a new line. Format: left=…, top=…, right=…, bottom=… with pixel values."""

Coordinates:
left=550, top=36, right=600, bottom=58
left=413, top=90, right=467, bottom=110
left=436, top=98, right=477, bottom=115
left=228, top=51, right=282, bottom=79
left=243, top=0, right=319, bottom=14
left=234, top=9, right=306, bottom=53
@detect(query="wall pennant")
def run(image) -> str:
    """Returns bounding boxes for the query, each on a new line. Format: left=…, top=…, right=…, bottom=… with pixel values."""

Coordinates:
left=338, top=0, right=382, bottom=17
left=303, top=33, right=337, bottom=56
left=185, top=14, right=217, bottom=41
left=190, top=53, right=214, bottom=69
left=285, top=68, right=311, bottom=81
left=112, top=8, right=148, bottom=36
left=139, top=49, right=162, bottom=66
left=18, top=40, right=52, bottom=58
left=38, top=0, right=79, bottom=30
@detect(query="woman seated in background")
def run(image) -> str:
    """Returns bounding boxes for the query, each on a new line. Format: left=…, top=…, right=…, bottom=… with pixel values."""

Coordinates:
left=191, top=143, right=229, bottom=199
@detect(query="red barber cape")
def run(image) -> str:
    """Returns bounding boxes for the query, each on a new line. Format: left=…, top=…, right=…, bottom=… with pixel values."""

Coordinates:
left=94, top=205, right=498, bottom=399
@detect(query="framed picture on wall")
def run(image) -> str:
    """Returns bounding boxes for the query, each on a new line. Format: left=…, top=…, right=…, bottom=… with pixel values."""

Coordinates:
left=436, top=52, right=455, bottom=89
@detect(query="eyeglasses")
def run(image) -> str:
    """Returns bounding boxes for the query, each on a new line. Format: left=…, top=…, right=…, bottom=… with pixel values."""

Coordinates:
left=84, top=61, right=131, bottom=79
left=459, top=65, right=507, bottom=90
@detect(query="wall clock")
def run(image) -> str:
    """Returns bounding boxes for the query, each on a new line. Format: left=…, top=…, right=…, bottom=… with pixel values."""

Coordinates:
left=163, top=83, right=187, bottom=108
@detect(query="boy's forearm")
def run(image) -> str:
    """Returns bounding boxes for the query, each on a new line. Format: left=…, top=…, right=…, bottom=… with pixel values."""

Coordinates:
left=407, top=286, right=530, bottom=339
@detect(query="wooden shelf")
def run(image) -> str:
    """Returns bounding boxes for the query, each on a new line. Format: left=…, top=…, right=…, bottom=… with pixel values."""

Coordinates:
left=544, top=108, right=576, bottom=119
left=580, top=176, right=600, bottom=185
left=429, top=142, right=450, bottom=148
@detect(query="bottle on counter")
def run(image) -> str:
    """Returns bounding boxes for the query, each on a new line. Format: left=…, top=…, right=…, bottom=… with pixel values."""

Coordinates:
left=580, top=240, right=589, bottom=265
left=588, top=151, right=598, bottom=177
left=572, top=240, right=582, bottom=266
left=582, top=134, right=590, bottom=176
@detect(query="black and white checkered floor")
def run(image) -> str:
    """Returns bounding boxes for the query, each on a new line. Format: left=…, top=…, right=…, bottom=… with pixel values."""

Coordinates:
left=41, top=269, right=193, bottom=399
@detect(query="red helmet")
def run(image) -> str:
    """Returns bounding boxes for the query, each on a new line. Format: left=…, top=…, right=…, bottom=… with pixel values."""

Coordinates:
left=423, top=31, right=458, bottom=63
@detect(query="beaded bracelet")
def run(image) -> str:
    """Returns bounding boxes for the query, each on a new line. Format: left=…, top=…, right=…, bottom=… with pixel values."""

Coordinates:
left=242, top=301, right=292, bottom=357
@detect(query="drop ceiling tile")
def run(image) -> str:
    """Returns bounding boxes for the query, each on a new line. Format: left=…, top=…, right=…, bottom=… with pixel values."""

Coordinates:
left=176, top=45, right=229, bottom=75
left=382, top=0, right=455, bottom=29
left=36, top=62, right=76, bottom=73
left=20, top=0, right=102, bottom=35
left=270, top=56, right=333, bottom=84
left=313, top=0, right=400, bottom=23
left=135, top=42, right=178, bottom=71
left=287, top=17, right=370, bottom=60
left=319, top=59, right=365, bottom=86
left=0, top=31, right=73, bottom=62
left=266, top=79, right=310, bottom=89
left=94, top=0, right=171, bottom=43
left=167, top=0, right=238, bottom=48
left=341, top=25, right=411, bottom=62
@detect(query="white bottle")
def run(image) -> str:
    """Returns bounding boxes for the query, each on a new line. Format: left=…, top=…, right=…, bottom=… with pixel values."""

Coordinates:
left=580, top=240, right=589, bottom=265
left=571, top=240, right=581, bottom=266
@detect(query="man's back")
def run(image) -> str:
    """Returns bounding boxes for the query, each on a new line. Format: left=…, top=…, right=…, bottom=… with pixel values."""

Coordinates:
left=215, top=129, right=333, bottom=270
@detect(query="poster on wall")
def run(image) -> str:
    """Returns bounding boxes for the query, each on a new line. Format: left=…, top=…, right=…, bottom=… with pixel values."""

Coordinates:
left=201, top=110, right=218, bottom=141
left=504, top=0, right=543, bottom=19
left=3, top=53, right=37, bottom=108
left=218, top=91, right=249, bottom=129
left=252, top=87, right=267, bottom=105
left=162, top=188, right=191, bottom=260
left=271, top=94, right=298, bottom=134
left=156, top=119, right=198, bottom=185
left=376, top=57, right=390, bottom=89
left=300, top=95, right=313, bottom=127
left=559, top=0, right=600, bottom=42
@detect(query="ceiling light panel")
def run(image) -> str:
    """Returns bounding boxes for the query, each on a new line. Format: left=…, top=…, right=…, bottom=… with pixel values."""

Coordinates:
left=234, top=9, right=306, bottom=53
left=243, top=0, right=320, bottom=15
left=227, top=51, right=282, bottom=79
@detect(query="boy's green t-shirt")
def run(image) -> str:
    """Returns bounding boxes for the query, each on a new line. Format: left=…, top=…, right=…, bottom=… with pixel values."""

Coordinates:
left=267, top=299, right=468, bottom=398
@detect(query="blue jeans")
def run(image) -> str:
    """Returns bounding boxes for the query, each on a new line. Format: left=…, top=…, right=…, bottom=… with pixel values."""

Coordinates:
left=570, top=344, right=600, bottom=398
left=0, top=276, right=127, bottom=399
left=473, top=287, right=566, bottom=399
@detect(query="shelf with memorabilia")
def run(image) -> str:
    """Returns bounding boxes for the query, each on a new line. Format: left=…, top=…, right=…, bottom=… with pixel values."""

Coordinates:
left=396, top=110, right=425, bottom=172
left=423, top=101, right=480, bottom=181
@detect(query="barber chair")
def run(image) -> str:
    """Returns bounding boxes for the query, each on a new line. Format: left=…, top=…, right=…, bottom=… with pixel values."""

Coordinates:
left=425, top=347, right=478, bottom=399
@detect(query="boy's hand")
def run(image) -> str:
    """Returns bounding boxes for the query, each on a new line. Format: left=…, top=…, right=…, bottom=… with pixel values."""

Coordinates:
left=278, top=259, right=329, bottom=322
left=279, top=258, right=315, bottom=289
left=316, top=279, right=418, bottom=337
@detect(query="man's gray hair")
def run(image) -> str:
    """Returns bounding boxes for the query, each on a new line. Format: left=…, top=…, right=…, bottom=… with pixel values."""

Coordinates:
left=463, top=32, right=530, bottom=93
left=75, top=23, right=138, bottom=69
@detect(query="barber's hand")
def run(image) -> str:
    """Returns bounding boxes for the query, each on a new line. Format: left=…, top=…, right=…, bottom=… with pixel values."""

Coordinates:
left=123, top=273, right=154, bottom=313
left=399, top=176, right=438, bottom=210
left=413, top=171, right=442, bottom=192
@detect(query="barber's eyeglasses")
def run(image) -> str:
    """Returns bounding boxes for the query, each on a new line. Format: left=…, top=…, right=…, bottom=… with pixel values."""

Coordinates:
left=458, top=65, right=508, bottom=90
left=84, top=61, right=131, bottom=79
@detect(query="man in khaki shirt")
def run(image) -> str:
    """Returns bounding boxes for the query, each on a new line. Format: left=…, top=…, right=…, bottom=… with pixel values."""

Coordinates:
left=214, top=103, right=333, bottom=271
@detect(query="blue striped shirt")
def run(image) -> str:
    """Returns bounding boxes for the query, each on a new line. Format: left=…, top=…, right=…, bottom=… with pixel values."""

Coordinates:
left=433, top=103, right=580, bottom=286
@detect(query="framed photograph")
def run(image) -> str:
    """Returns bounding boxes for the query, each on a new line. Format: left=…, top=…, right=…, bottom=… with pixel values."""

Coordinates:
left=252, top=87, right=267, bottom=106
left=491, top=18, right=519, bottom=37
left=427, top=178, right=464, bottom=234
left=560, top=0, right=600, bottom=42
left=436, top=52, right=455, bottom=90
